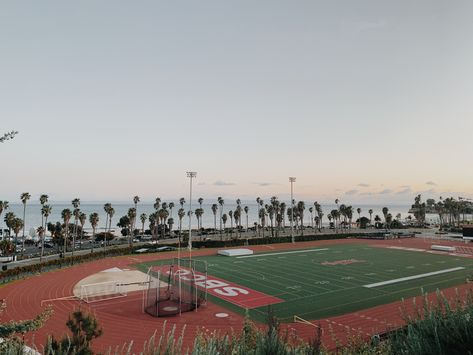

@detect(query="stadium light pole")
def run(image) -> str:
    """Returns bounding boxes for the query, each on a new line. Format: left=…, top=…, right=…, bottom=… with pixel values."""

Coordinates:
left=187, top=172, right=197, bottom=251
left=289, top=177, right=296, bottom=243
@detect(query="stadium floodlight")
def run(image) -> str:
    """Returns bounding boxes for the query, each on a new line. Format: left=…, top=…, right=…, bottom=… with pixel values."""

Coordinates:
left=289, top=177, right=296, bottom=243
left=186, top=172, right=197, bottom=251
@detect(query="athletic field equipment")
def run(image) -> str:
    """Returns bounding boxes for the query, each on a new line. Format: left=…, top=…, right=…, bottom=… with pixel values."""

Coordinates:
left=294, top=315, right=323, bottom=333
left=79, top=281, right=127, bottom=303
left=431, top=245, right=456, bottom=252
left=218, top=248, right=253, bottom=257
left=144, top=258, right=207, bottom=317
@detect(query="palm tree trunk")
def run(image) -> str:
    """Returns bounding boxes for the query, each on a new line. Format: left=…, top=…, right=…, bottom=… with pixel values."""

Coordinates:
left=22, top=203, right=26, bottom=256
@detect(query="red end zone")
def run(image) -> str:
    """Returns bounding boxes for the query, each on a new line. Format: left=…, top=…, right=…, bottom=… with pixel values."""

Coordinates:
left=154, top=265, right=283, bottom=309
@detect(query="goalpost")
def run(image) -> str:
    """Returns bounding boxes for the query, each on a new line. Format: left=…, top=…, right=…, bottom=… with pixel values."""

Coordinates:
left=293, top=315, right=324, bottom=334
left=79, top=280, right=127, bottom=303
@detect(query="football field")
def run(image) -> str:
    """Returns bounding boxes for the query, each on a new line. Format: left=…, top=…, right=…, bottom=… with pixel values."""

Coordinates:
left=137, top=243, right=473, bottom=322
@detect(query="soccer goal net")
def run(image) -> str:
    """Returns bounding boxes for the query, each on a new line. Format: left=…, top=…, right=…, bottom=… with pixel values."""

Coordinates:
left=144, top=258, right=207, bottom=317
left=79, top=281, right=127, bottom=303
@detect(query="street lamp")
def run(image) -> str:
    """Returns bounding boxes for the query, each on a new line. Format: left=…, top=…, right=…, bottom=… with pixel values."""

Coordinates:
left=186, top=172, right=197, bottom=251
left=289, top=177, right=296, bottom=243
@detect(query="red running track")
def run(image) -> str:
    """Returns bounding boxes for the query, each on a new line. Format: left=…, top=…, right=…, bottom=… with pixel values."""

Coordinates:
left=1, top=237, right=472, bottom=353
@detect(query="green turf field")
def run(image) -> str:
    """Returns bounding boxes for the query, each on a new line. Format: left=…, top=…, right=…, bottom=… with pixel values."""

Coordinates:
left=136, top=244, right=473, bottom=322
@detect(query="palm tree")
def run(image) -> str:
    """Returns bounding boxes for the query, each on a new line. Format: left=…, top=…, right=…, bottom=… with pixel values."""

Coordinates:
left=0, top=200, right=8, bottom=238
left=154, top=197, right=161, bottom=211
left=222, top=213, right=228, bottom=235
left=20, top=192, right=31, bottom=250
left=234, top=207, right=241, bottom=238
left=72, top=198, right=80, bottom=257
left=127, top=208, right=136, bottom=246
left=382, top=207, right=389, bottom=230
left=133, top=195, right=140, bottom=232
left=168, top=217, right=174, bottom=238
left=244, top=206, right=249, bottom=233
left=61, top=209, right=71, bottom=254
left=39, top=194, right=48, bottom=229
left=140, top=213, right=147, bottom=234
left=148, top=213, right=157, bottom=241
left=280, top=202, right=286, bottom=230
left=218, top=197, right=224, bottom=238
left=179, top=197, right=185, bottom=209
left=297, top=201, right=305, bottom=235
left=12, top=217, right=24, bottom=260
left=211, top=204, right=218, bottom=233
left=368, top=209, right=373, bottom=226
left=168, top=202, right=175, bottom=218
left=356, top=208, right=362, bottom=227
left=259, top=208, right=266, bottom=238
left=79, top=212, right=86, bottom=249
left=177, top=208, right=185, bottom=243
left=103, top=203, right=111, bottom=247
left=198, top=197, right=204, bottom=210
left=107, top=207, right=115, bottom=246
left=228, top=210, right=234, bottom=235
left=309, top=207, right=314, bottom=229
left=89, top=213, right=99, bottom=252
left=37, top=226, right=45, bottom=262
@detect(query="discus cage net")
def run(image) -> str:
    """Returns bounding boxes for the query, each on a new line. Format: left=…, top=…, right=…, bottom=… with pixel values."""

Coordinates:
left=144, top=258, right=207, bottom=317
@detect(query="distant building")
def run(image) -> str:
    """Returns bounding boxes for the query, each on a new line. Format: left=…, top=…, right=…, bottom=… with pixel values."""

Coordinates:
left=463, top=225, right=473, bottom=237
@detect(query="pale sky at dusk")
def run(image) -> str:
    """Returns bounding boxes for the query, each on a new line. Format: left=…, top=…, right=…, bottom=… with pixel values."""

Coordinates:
left=1, top=1, right=472, bottom=204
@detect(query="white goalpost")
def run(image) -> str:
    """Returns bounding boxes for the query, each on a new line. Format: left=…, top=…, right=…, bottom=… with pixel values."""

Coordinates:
left=79, top=280, right=127, bottom=303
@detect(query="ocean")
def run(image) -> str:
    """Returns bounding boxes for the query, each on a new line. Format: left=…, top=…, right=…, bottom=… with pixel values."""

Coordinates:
left=1, top=201, right=440, bottom=237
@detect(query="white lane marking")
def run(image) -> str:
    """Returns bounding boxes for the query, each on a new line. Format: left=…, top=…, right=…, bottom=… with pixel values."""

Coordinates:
left=364, top=267, right=466, bottom=288
left=236, top=248, right=328, bottom=258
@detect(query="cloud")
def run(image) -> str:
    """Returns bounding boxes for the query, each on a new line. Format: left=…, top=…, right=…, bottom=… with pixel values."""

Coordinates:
left=359, top=191, right=373, bottom=196
left=254, top=182, right=273, bottom=187
left=378, top=189, right=393, bottom=195
left=426, top=181, right=437, bottom=186
left=214, top=180, right=235, bottom=186
left=345, top=189, right=359, bottom=196
left=197, top=182, right=206, bottom=186
left=396, top=187, right=412, bottom=195
left=358, top=183, right=370, bottom=187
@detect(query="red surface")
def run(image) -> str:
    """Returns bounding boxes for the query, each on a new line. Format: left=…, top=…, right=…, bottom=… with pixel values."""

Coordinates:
left=1, top=236, right=473, bottom=352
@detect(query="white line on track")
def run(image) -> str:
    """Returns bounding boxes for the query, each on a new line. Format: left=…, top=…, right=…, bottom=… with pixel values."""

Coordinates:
left=363, top=267, right=466, bottom=288
left=236, top=248, right=329, bottom=259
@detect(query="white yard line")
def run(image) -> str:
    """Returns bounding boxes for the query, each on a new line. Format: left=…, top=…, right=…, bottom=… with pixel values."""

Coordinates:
left=236, top=248, right=328, bottom=259
left=363, top=267, right=465, bottom=288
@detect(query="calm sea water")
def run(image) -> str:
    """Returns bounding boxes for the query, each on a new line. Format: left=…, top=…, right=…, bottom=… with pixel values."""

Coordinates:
left=1, top=201, right=440, bottom=237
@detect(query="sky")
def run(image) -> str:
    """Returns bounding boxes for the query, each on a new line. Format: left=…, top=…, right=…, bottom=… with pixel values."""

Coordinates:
left=1, top=0, right=472, bottom=204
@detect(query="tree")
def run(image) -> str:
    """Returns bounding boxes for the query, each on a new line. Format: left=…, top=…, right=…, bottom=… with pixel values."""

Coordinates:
left=168, top=217, right=174, bottom=238
left=411, top=194, right=426, bottom=226
left=368, top=209, right=373, bottom=226
left=0, top=200, right=9, bottom=238
left=168, top=202, right=175, bottom=218
left=12, top=217, right=24, bottom=260
left=382, top=207, right=389, bottom=230
left=218, top=197, right=224, bottom=239
left=0, top=239, right=14, bottom=256
left=107, top=206, right=115, bottom=249
left=229, top=210, right=234, bottom=235
left=356, top=208, right=362, bottom=227
left=244, top=206, right=249, bottom=233
left=177, top=208, right=185, bottom=243
left=140, top=213, right=147, bottom=234
left=0, top=131, right=18, bottom=143
left=41, top=204, right=52, bottom=259
left=222, top=213, right=228, bottom=234
left=39, top=194, right=49, bottom=231
left=20, top=192, right=31, bottom=253
left=71, top=198, right=80, bottom=257
left=211, top=204, right=218, bottom=233
left=45, top=310, right=103, bottom=355
left=89, top=213, right=99, bottom=252
left=61, top=209, right=72, bottom=254
left=133, top=195, right=140, bottom=232
left=127, top=208, right=136, bottom=246
left=297, top=201, right=305, bottom=235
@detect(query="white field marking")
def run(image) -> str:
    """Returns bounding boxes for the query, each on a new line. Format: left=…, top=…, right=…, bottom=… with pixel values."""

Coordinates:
left=423, top=263, right=431, bottom=266
left=406, top=266, right=415, bottom=269
left=236, top=248, right=328, bottom=258
left=315, top=281, right=330, bottom=285
left=287, top=285, right=301, bottom=290
left=233, top=261, right=244, bottom=264
left=299, top=254, right=308, bottom=257
left=363, top=267, right=466, bottom=288
left=365, top=273, right=377, bottom=276
left=342, top=276, right=354, bottom=280
left=386, top=269, right=396, bottom=272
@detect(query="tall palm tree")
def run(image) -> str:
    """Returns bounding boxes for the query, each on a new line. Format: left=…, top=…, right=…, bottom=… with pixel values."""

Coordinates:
left=127, top=208, right=136, bottom=246
left=297, top=201, right=305, bottom=235
left=218, top=197, right=224, bottom=238
left=89, top=213, right=99, bottom=252
left=368, top=209, right=373, bottom=226
left=12, top=217, right=24, bottom=260
left=228, top=210, right=234, bottom=235
left=107, top=207, right=115, bottom=248
left=211, top=204, right=218, bottom=233
left=280, top=202, right=286, bottom=230
left=382, top=207, right=389, bottom=230
left=37, top=226, right=45, bottom=262
left=20, top=192, right=31, bottom=250
left=222, top=213, right=228, bottom=235
left=244, top=206, right=249, bottom=233
left=179, top=197, right=185, bottom=210
left=140, top=213, right=147, bottom=234
left=41, top=205, right=52, bottom=238
left=168, top=202, right=175, bottom=218
left=103, top=203, right=111, bottom=248
left=72, top=198, right=81, bottom=257
left=61, top=209, right=71, bottom=255
left=168, top=217, right=174, bottom=238
left=39, top=194, right=48, bottom=229
left=79, top=212, right=86, bottom=249
left=259, top=208, right=266, bottom=238
left=0, top=200, right=8, bottom=238
left=198, top=197, right=203, bottom=210
left=234, top=208, right=241, bottom=239
left=154, top=197, right=161, bottom=211
left=133, top=195, right=140, bottom=232
left=356, top=208, right=362, bottom=227
left=177, top=208, right=185, bottom=243
left=309, top=207, right=314, bottom=229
